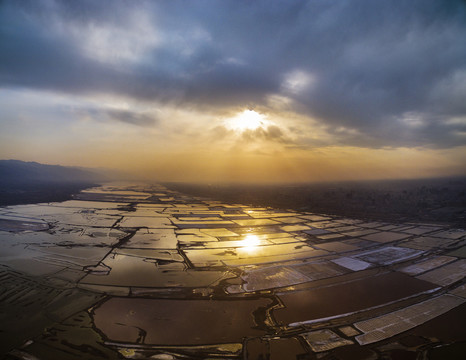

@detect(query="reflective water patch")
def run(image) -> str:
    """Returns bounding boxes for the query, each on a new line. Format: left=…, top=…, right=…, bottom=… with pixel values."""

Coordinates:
left=416, top=259, right=466, bottom=286
left=355, top=295, right=465, bottom=345
left=301, top=329, right=353, bottom=352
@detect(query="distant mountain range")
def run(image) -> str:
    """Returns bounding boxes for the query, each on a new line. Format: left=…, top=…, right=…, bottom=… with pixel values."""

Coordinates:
left=0, top=160, right=103, bottom=185
left=0, top=160, right=106, bottom=205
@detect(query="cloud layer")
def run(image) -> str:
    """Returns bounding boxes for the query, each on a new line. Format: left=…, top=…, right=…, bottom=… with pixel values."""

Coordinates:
left=1, top=0, right=465, bottom=152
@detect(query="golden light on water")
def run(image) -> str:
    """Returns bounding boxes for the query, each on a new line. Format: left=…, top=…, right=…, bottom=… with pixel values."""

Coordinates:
left=240, top=234, right=261, bottom=252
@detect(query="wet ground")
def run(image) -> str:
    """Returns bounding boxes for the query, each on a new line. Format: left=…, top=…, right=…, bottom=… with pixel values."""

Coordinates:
left=0, top=183, right=465, bottom=359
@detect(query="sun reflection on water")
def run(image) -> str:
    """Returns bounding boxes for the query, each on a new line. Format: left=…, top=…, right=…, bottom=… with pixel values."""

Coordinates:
left=240, top=234, right=260, bottom=252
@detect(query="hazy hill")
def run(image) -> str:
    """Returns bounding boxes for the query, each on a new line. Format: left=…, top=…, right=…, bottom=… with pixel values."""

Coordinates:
left=0, top=160, right=103, bottom=205
left=0, top=160, right=102, bottom=185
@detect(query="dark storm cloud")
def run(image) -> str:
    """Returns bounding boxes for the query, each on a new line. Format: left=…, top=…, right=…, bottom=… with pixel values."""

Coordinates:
left=1, top=0, right=465, bottom=147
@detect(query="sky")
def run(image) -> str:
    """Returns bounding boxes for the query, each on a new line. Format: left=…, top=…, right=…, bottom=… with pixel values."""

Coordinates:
left=1, top=0, right=465, bottom=183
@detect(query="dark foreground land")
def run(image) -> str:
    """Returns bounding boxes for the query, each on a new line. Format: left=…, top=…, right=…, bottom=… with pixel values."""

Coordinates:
left=165, top=177, right=466, bottom=227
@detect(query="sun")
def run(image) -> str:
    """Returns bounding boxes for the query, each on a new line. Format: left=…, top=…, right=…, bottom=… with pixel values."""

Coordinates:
left=226, top=110, right=267, bottom=131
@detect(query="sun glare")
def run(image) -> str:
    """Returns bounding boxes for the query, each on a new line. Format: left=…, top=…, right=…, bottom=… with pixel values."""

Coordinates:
left=226, top=110, right=266, bottom=131
left=240, top=234, right=261, bottom=251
